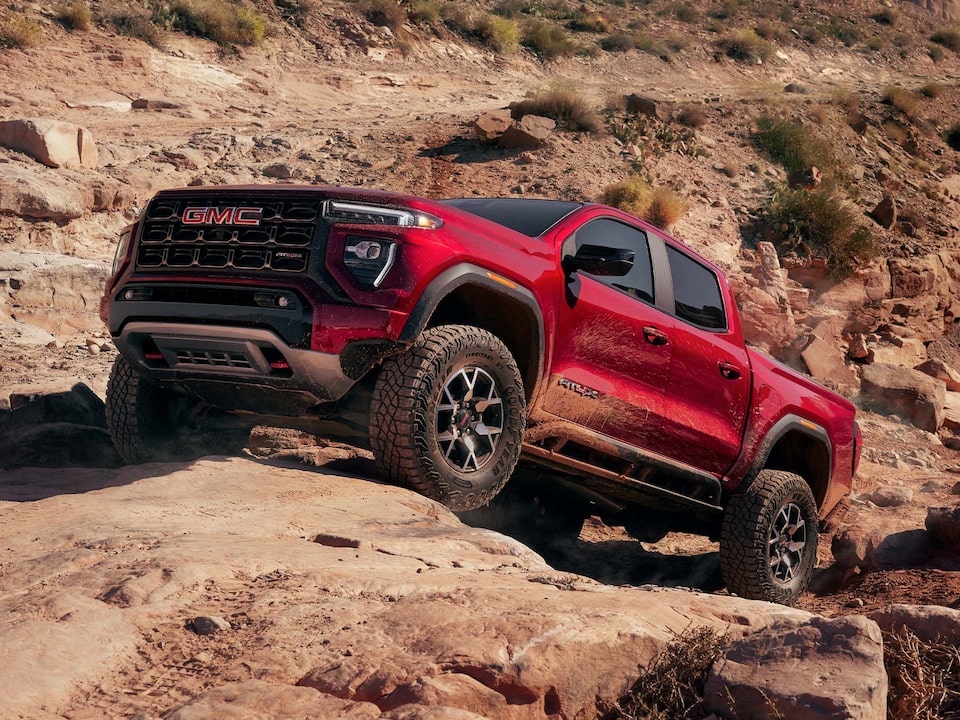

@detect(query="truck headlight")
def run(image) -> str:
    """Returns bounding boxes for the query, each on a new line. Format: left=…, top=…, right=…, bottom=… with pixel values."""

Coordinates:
left=111, top=226, right=133, bottom=277
left=344, top=237, right=397, bottom=287
left=324, top=200, right=442, bottom=229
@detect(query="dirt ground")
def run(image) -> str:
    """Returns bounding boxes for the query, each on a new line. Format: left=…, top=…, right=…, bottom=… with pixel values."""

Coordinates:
left=2, top=0, right=960, bottom=665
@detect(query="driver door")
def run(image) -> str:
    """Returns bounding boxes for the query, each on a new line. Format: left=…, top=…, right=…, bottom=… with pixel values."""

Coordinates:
left=542, top=217, right=674, bottom=451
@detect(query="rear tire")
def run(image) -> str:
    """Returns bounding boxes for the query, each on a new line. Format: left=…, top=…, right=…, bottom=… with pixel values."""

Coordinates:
left=370, top=325, right=525, bottom=512
left=106, top=355, right=250, bottom=464
left=719, top=469, right=818, bottom=605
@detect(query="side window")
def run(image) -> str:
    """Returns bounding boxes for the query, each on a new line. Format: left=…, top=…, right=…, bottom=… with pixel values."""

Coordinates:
left=573, top=218, right=654, bottom=303
left=666, top=245, right=727, bottom=330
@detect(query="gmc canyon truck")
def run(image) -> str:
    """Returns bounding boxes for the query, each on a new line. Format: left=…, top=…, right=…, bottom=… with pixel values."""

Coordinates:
left=101, top=186, right=861, bottom=605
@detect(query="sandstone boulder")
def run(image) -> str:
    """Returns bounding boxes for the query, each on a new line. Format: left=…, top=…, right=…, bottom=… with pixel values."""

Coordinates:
left=869, top=604, right=960, bottom=645
left=914, top=359, right=960, bottom=392
left=471, top=109, right=512, bottom=142
left=499, top=115, right=555, bottom=149
left=860, top=363, right=946, bottom=431
left=925, top=505, right=960, bottom=551
left=868, top=486, right=913, bottom=507
left=0, top=163, right=87, bottom=220
left=0, top=118, right=97, bottom=169
left=624, top=94, right=671, bottom=122
left=831, top=528, right=883, bottom=570
left=704, top=615, right=887, bottom=720
left=869, top=337, right=927, bottom=367
left=803, top=335, right=858, bottom=388
left=870, top=195, right=897, bottom=229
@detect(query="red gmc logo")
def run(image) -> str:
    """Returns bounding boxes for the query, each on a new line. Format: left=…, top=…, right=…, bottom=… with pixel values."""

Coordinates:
left=182, top=206, right=263, bottom=226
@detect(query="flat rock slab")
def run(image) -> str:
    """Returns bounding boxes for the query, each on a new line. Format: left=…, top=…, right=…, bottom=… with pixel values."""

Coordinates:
left=0, top=457, right=813, bottom=719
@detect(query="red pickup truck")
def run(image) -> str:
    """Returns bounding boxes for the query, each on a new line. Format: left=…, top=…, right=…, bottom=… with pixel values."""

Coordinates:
left=101, top=186, right=861, bottom=604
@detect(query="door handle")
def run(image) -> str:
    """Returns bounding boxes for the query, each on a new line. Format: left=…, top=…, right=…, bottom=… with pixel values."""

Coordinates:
left=643, top=326, right=669, bottom=346
left=719, top=360, right=742, bottom=380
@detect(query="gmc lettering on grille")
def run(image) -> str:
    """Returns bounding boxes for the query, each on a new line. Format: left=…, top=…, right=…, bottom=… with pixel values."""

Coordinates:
left=182, top=206, right=263, bottom=226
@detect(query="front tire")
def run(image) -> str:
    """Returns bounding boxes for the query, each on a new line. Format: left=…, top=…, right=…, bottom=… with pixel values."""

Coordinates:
left=370, top=325, right=525, bottom=512
left=719, top=469, right=818, bottom=605
left=105, top=355, right=249, bottom=464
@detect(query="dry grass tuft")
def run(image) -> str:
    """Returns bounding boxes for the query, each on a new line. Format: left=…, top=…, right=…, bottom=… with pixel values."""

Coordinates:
left=883, top=86, right=922, bottom=118
left=58, top=1, right=93, bottom=31
left=512, top=86, right=602, bottom=132
left=920, top=81, right=946, bottom=98
left=0, top=11, right=44, bottom=48
left=359, top=0, right=405, bottom=32
left=718, top=28, right=772, bottom=63
left=601, top=626, right=725, bottom=720
left=676, top=105, right=707, bottom=129
left=754, top=116, right=835, bottom=176
left=169, top=0, right=268, bottom=46
left=601, top=177, right=688, bottom=229
left=521, top=18, right=579, bottom=59
left=947, top=123, right=960, bottom=151
left=931, top=26, right=960, bottom=52
left=884, top=627, right=960, bottom=720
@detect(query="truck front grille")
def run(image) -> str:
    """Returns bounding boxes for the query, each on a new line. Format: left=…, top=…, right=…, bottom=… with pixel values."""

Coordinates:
left=136, top=196, right=322, bottom=274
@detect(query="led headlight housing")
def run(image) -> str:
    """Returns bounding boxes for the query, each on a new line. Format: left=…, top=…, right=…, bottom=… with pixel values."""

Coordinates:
left=323, top=200, right=442, bottom=229
left=111, top=226, right=133, bottom=277
left=343, top=237, right=397, bottom=287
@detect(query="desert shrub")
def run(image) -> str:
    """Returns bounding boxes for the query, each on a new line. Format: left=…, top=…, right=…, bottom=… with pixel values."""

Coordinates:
left=58, top=1, right=93, bottom=30
left=920, top=81, right=946, bottom=98
left=443, top=5, right=519, bottom=52
left=929, top=43, right=946, bottom=62
left=717, top=28, right=771, bottom=62
left=521, top=18, right=577, bottom=59
left=106, top=8, right=165, bottom=47
left=670, top=3, right=698, bottom=23
left=569, top=10, right=609, bottom=33
left=883, top=119, right=909, bottom=145
left=601, top=177, right=688, bottom=228
left=947, top=123, right=960, bottom=151
left=602, top=175, right=653, bottom=218
left=754, top=116, right=834, bottom=176
left=0, top=11, right=43, bottom=48
left=358, top=0, right=406, bottom=31
left=493, top=0, right=524, bottom=19
left=408, top=0, right=440, bottom=25
left=931, top=26, right=960, bottom=51
left=873, top=8, right=899, bottom=25
left=602, top=626, right=725, bottom=719
left=600, top=31, right=632, bottom=51
left=646, top=188, right=688, bottom=229
left=676, top=104, right=706, bottom=129
left=169, top=0, right=267, bottom=45
left=883, top=85, right=921, bottom=118
left=475, top=13, right=519, bottom=52
left=763, top=187, right=876, bottom=279
left=754, top=19, right=787, bottom=42
left=884, top=627, right=960, bottom=720
left=512, top=86, right=601, bottom=132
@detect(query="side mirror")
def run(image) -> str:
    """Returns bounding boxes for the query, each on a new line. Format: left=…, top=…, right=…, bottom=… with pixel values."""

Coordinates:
left=562, top=244, right=635, bottom=277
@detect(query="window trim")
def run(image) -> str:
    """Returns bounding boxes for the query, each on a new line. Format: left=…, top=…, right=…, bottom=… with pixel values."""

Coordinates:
left=663, top=242, right=728, bottom=333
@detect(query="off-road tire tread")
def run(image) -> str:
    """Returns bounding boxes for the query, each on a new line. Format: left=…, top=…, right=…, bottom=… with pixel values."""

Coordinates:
left=719, top=468, right=818, bottom=605
left=105, top=355, right=151, bottom=465
left=370, top=324, right=525, bottom=512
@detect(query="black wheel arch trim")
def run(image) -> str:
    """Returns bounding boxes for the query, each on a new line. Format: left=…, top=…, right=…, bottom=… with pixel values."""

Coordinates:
left=400, top=262, right=546, bottom=388
left=735, top=413, right=833, bottom=503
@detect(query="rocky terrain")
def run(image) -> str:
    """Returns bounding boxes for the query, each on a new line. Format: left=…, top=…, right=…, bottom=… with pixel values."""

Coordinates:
left=3, top=0, right=960, bottom=717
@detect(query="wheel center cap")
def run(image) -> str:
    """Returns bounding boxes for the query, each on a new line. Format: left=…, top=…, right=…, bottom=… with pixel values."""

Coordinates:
left=456, top=408, right=473, bottom=430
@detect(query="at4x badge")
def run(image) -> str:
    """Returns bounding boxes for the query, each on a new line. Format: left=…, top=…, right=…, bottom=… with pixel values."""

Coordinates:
left=558, top=377, right=598, bottom=399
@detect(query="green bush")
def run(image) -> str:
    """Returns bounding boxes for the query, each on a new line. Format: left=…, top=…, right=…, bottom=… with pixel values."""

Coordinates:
left=521, top=18, right=578, bottom=59
left=169, top=0, right=267, bottom=46
left=754, top=116, right=834, bottom=176
left=764, top=188, right=876, bottom=279
left=512, top=86, right=601, bottom=132
left=931, top=26, right=960, bottom=51
left=0, top=11, right=43, bottom=48
left=58, top=1, right=93, bottom=31
left=718, top=28, right=772, bottom=62
left=107, top=9, right=165, bottom=47
left=475, top=13, right=519, bottom=52
left=408, top=0, right=440, bottom=25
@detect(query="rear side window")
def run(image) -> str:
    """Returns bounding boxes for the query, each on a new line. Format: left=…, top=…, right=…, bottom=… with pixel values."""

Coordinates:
left=574, top=218, right=654, bottom=303
left=666, top=245, right=726, bottom=330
